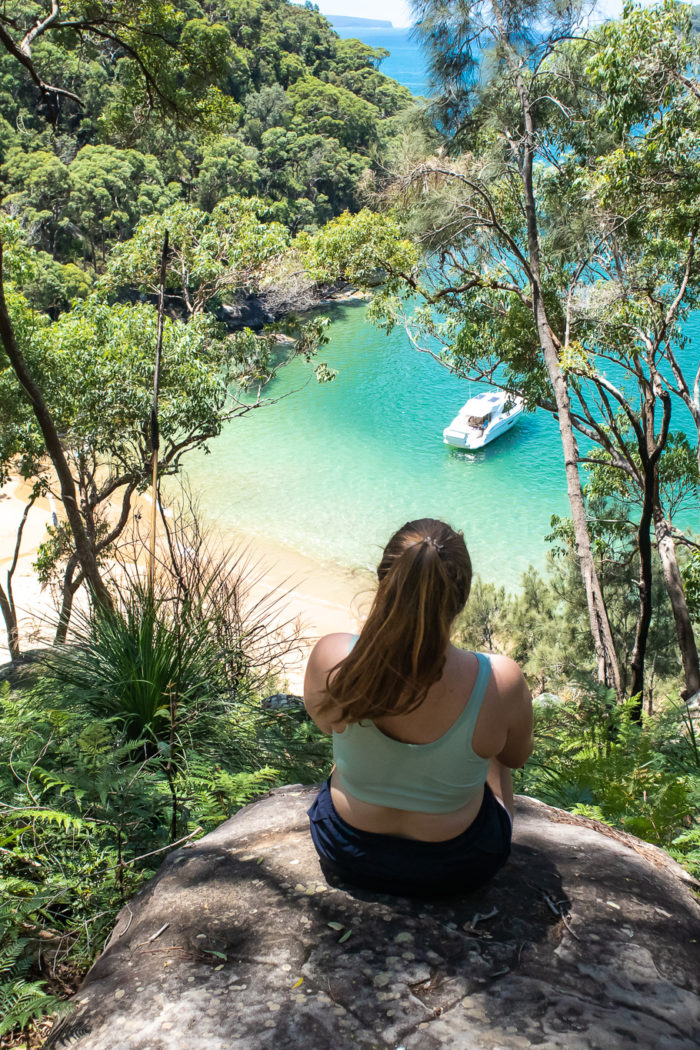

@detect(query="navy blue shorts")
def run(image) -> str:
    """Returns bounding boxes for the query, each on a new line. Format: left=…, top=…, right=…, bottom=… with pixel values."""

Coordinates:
left=307, top=779, right=512, bottom=899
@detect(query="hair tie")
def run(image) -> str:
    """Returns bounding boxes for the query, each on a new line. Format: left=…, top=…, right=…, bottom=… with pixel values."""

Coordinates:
left=421, top=536, right=444, bottom=552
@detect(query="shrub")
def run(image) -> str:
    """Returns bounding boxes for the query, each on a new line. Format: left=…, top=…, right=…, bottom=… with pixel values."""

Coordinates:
left=520, top=689, right=700, bottom=877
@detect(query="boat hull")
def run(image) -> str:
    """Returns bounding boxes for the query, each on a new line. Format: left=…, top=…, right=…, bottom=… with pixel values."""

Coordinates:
left=443, top=401, right=524, bottom=449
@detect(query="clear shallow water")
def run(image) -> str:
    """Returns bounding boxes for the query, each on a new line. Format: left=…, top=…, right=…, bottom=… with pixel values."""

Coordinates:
left=187, top=26, right=698, bottom=589
left=188, top=302, right=698, bottom=587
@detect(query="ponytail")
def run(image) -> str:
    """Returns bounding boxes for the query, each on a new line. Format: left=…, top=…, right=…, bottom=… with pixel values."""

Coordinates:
left=324, top=519, right=471, bottom=722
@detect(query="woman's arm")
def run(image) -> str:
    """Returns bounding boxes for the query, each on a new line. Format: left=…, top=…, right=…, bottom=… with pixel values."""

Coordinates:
left=489, top=654, right=534, bottom=769
left=303, top=632, right=354, bottom=734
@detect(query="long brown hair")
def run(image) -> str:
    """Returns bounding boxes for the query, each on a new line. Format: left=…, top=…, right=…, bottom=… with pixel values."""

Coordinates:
left=324, top=518, right=472, bottom=723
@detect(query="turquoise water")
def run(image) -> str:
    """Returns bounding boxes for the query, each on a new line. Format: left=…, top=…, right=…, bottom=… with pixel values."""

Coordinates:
left=188, top=302, right=699, bottom=588
left=186, top=24, right=698, bottom=589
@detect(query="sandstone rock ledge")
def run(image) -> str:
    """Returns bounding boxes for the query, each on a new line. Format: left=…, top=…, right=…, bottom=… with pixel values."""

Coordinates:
left=47, top=787, right=700, bottom=1050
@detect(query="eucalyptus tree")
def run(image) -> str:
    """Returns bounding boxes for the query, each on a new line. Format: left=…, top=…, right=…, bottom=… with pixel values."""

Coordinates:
left=0, top=219, right=114, bottom=634
left=66, top=146, right=172, bottom=270
left=556, top=169, right=700, bottom=699
left=0, top=206, right=331, bottom=655
left=0, top=240, right=232, bottom=647
left=575, top=2, right=700, bottom=697
left=0, top=149, right=72, bottom=255
left=307, top=1, right=700, bottom=700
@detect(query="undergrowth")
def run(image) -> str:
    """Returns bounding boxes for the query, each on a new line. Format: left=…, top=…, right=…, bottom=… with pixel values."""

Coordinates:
left=0, top=676, right=331, bottom=1045
left=518, top=689, right=700, bottom=878
left=1, top=516, right=337, bottom=1045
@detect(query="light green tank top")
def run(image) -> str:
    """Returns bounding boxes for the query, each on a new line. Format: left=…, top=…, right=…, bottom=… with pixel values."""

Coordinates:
left=332, top=649, right=492, bottom=814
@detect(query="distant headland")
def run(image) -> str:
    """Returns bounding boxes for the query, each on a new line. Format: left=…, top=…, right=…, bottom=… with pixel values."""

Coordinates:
left=328, top=15, right=393, bottom=28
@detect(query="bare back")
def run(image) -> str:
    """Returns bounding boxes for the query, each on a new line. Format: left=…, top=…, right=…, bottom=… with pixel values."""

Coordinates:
left=304, top=634, right=533, bottom=842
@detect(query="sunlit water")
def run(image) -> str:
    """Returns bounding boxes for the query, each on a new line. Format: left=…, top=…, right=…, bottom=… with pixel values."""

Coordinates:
left=331, top=25, right=431, bottom=97
left=187, top=302, right=699, bottom=588
left=186, top=26, right=698, bottom=590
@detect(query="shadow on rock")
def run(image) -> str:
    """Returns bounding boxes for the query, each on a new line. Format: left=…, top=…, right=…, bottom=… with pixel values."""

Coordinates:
left=46, top=785, right=700, bottom=1050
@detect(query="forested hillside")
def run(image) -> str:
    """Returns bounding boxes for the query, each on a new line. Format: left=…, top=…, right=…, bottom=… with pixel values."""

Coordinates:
left=0, top=0, right=415, bottom=289
left=1, top=4, right=699, bottom=1044
left=0, top=0, right=421, bottom=668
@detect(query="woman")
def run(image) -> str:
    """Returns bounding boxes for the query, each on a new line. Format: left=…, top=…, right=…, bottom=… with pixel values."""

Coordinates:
left=304, top=518, right=533, bottom=898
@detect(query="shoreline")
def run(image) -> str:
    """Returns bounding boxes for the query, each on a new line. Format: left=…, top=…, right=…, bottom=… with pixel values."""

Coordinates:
left=0, top=476, right=375, bottom=693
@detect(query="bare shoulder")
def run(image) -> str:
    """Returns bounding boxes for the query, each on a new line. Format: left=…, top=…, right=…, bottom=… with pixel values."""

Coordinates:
left=487, top=652, right=530, bottom=700
left=303, top=632, right=354, bottom=734
left=306, top=632, right=356, bottom=675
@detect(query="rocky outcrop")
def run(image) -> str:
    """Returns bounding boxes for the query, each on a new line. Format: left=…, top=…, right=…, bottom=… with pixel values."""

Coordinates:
left=46, top=787, right=700, bottom=1050
left=219, top=284, right=365, bottom=333
left=219, top=297, right=276, bottom=332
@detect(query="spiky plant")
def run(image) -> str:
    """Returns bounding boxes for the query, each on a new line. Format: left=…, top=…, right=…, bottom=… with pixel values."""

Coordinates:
left=43, top=587, right=227, bottom=742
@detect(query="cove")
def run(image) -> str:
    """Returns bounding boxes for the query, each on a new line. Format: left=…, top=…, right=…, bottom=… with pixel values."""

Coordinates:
left=186, top=23, right=699, bottom=590
left=185, top=300, right=691, bottom=588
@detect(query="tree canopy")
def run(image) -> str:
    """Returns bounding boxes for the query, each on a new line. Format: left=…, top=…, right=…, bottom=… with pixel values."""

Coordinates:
left=0, top=0, right=418, bottom=248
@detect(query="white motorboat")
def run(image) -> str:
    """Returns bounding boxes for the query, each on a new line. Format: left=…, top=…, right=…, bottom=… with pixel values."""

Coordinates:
left=443, top=390, right=524, bottom=449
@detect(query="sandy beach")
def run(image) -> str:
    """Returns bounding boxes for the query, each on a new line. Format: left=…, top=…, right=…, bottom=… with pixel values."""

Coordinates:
left=0, top=475, right=374, bottom=693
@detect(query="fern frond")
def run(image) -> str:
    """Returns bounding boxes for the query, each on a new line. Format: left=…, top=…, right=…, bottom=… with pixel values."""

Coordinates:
left=0, top=980, right=65, bottom=1037
left=0, top=808, right=84, bottom=832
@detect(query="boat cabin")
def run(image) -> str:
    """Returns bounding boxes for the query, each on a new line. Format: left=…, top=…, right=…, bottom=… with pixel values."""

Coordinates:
left=443, top=389, right=524, bottom=450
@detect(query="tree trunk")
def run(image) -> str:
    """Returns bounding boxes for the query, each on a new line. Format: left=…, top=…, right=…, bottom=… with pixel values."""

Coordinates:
left=629, top=456, right=656, bottom=708
left=0, top=582, right=20, bottom=662
left=0, top=240, right=113, bottom=615
left=653, top=505, right=700, bottom=699
left=54, top=553, right=81, bottom=644
left=534, top=305, right=623, bottom=696
left=627, top=385, right=671, bottom=711
left=504, top=40, right=622, bottom=696
left=0, top=491, right=37, bottom=661
left=54, top=583, right=77, bottom=645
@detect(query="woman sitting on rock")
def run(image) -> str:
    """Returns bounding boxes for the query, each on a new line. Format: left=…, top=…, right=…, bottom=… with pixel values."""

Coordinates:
left=304, top=517, right=533, bottom=898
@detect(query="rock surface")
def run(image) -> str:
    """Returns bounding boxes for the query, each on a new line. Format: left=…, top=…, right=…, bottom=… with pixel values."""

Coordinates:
left=47, top=787, right=700, bottom=1050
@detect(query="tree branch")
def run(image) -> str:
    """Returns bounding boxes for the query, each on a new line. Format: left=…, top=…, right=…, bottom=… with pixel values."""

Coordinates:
left=0, top=20, right=83, bottom=112
left=19, top=0, right=60, bottom=53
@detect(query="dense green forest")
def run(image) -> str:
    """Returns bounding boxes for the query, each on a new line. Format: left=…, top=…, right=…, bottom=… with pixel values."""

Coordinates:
left=0, top=0, right=415, bottom=283
left=0, top=0, right=422, bottom=673
left=0, top=1, right=699, bottom=1044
